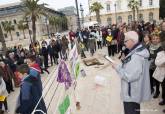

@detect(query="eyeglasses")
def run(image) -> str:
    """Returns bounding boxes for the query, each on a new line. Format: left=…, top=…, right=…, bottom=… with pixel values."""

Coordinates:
left=124, top=39, right=130, bottom=43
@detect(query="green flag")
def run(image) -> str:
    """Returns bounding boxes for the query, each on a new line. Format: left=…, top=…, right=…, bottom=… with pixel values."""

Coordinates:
left=58, top=95, right=70, bottom=114
left=75, top=62, right=80, bottom=78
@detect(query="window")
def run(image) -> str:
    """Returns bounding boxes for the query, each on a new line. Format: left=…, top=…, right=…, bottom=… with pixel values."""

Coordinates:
left=139, top=14, right=143, bottom=22
left=16, top=32, right=20, bottom=37
left=139, top=0, right=142, bottom=6
left=107, top=17, right=112, bottom=25
left=106, top=4, right=110, bottom=12
left=117, top=16, right=122, bottom=24
left=13, top=19, right=17, bottom=24
left=149, top=0, right=153, bottom=6
left=128, top=15, right=132, bottom=24
left=149, top=12, right=153, bottom=22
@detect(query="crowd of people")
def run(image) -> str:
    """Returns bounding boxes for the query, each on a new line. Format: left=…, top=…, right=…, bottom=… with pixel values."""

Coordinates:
left=0, top=20, right=165, bottom=114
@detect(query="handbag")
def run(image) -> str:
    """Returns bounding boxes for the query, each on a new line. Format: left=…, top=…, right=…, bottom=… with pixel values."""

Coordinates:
left=106, top=35, right=112, bottom=42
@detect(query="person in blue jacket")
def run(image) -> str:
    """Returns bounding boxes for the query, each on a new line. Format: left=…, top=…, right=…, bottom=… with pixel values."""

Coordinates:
left=16, top=60, right=47, bottom=114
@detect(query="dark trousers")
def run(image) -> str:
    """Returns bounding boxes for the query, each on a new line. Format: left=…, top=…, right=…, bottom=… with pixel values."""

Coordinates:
left=50, top=54, right=56, bottom=65
left=4, top=80, right=13, bottom=94
left=149, top=69, right=155, bottom=93
left=162, top=79, right=165, bottom=100
left=97, top=41, right=102, bottom=49
left=43, top=54, right=48, bottom=68
left=108, top=45, right=115, bottom=56
left=118, top=43, right=123, bottom=53
left=102, top=37, right=107, bottom=46
left=0, top=98, right=8, bottom=110
left=124, top=102, right=140, bottom=114
left=83, top=39, right=88, bottom=51
left=154, top=78, right=160, bottom=93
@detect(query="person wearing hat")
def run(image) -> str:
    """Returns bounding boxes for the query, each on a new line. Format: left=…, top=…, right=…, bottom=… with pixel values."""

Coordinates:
left=111, top=31, right=151, bottom=114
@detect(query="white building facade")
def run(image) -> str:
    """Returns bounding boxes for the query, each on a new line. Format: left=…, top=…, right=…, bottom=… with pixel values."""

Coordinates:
left=87, top=0, right=160, bottom=26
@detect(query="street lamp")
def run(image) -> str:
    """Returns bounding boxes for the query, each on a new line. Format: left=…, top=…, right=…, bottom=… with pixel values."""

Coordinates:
left=80, top=3, right=84, bottom=27
left=25, top=17, right=32, bottom=44
left=75, top=0, right=81, bottom=29
left=114, top=3, right=117, bottom=24
left=88, top=0, right=91, bottom=21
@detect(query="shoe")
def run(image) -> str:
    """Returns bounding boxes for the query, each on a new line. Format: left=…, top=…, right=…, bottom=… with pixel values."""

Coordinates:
left=76, top=102, right=81, bottom=110
left=159, top=100, right=165, bottom=105
left=5, top=110, right=9, bottom=114
left=0, top=110, right=4, bottom=114
left=153, top=91, right=160, bottom=98
left=163, top=109, right=165, bottom=113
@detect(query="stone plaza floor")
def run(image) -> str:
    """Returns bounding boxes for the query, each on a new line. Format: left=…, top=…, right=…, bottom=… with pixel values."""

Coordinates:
left=7, top=47, right=165, bottom=114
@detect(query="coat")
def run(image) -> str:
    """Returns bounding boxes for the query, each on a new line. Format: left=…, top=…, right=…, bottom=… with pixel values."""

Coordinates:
left=115, top=44, right=151, bottom=103
left=16, top=65, right=47, bottom=114
left=153, top=51, right=165, bottom=82
left=0, top=77, right=8, bottom=97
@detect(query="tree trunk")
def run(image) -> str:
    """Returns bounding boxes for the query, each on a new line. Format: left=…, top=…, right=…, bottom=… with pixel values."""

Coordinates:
left=96, top=11, right=101, bottom=24
left=32, top=17, right=36, bottom=43
left=23, top=29, right=26, bottom=39
left=136, top=8, right=139, bottom=21
left=55, top=25, right=57, bottom=33
left=0, top=25, right=7, bottom=54
left=9, top=31, right=13, bottom=41
left=133, top=8, right=136, bottom=22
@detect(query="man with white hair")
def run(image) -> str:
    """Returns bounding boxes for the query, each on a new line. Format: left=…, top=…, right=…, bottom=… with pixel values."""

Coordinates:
left=111, top=31, right=151, bottom=114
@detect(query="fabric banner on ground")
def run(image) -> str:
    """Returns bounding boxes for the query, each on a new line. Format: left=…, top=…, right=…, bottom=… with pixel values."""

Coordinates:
left=57, top=60, right=72, bottom=89
left=58, top=95, right=70, bottom=114
left=69, top=44, right=80, bottom=78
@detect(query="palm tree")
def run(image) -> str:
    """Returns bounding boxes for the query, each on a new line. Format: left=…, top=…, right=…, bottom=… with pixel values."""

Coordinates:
left=128, top=0, right=140, bottom=21
left=22, top=0, right=46, bottom=42
left=17, top=20, right=28, bottom=39
left=90, top=2, right=103, bottom=24
left=61, top=16, right=68, bottom=30
left=49, top=16, right=59, bottom=32
left=1, top=21, right=15, bottom=41
left=0, top=25, right=7, bottom=53
left=57, top=16, right=67, bottom=32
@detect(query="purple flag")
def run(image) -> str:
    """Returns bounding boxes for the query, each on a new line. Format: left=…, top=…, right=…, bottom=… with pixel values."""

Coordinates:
left=57, top=60, right=72, bottom=89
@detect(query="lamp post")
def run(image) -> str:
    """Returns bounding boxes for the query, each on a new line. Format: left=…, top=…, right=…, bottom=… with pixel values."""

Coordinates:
left=75, top=0, right=81, bottom=29
left=114, top=3, right=117, bottom=24
left=25, top=17, right=32, bottom=44
left=80, top=3, right=84, bottom=27
left=88, top=0, right=91, bottom=21
left=45, top=15, right=50, bottom=39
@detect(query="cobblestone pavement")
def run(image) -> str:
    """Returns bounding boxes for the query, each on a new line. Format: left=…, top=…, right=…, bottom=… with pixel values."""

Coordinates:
left=7, top=47, right=165, bottom=114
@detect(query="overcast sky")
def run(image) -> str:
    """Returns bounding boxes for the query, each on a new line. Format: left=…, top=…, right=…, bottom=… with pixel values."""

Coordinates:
left=0, top=0, right=89, bottom=15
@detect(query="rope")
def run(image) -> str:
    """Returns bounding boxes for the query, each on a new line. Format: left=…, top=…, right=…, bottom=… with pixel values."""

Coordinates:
left=46, top=83, right=60, bottom=110
left=32, top=66, right=58, bottom=114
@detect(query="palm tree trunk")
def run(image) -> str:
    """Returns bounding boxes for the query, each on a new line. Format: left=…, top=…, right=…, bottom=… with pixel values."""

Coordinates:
left=0, top=25, right=7, bottom=54
left=23, top=29, right=26, bottom=39
left=136, top=8, right=139, bottom=21
left=133, top=9, right=136, bottom=21
left=9, top=31, right=13, bottom=41
left=55, top=25, right=57, bottom=33
left=32, top=17, right=36, bottom=42
left=96, top=11, right=101, bottom=24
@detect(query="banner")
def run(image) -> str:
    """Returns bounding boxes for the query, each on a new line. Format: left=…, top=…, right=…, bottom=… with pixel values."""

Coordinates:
left=69, top=44, right=80, bottom=78
left=58, top=95, right=70, bottom=114
left=57, top=60, right=72, bottom=90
